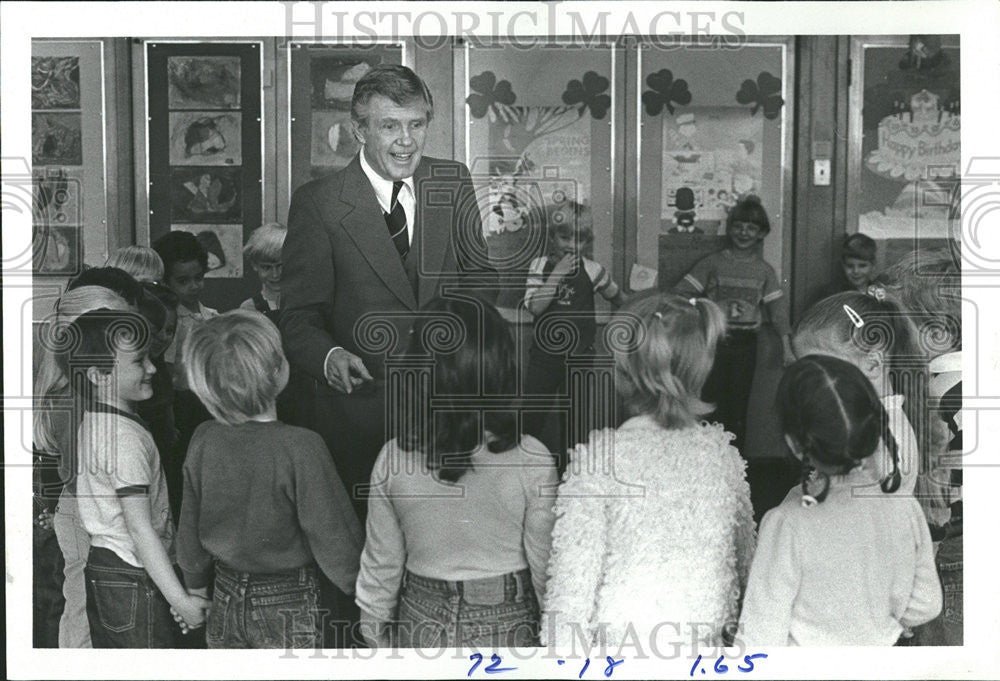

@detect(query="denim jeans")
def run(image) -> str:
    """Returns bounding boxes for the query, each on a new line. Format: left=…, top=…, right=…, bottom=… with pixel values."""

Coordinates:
left=395, top=569, right=540, bottom=649
left=54, top=489, right=92, bottom=648
left=702, top=329, right=758, bottom=451
left=207, top=563, right=322, bottom=649
left=914, top=533, right=963, bottom=646
left=84, top=546, right=176, bottom=648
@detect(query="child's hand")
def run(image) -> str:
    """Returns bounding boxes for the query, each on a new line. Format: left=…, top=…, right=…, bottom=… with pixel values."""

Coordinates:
left=171, top=594, right=211, bottom=633
left=550, top=254, right=577, bottom=281
left=34, top=508, right=55, bottom=531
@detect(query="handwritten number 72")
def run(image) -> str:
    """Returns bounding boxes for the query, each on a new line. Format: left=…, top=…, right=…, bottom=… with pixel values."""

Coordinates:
left=468, top=653, right=515, bottom=676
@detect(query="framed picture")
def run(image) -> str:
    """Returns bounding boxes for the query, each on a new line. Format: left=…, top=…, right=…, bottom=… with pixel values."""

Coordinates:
left=167, top=55, right=241, bottom=109
left=32, top=224, right=82, bottom=275
left=31, top=56, right=80, bottom=109
left=169, top=112, right=242, bottom=166
left=170, top=223, right=244, bottom=278
left=169, top=167, right=242, bottom=223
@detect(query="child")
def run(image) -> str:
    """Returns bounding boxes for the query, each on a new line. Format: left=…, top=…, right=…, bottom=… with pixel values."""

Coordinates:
left=135, top=283, right=182, bottom=518
left=542, top=293, right=755, bottom=648
left=34, top=285, right=132, bottom=648
left=63, top=309, right=209, bottom=647
left=153, top=231, right=218, bottom=467
left=105, top=245, right=165, bottom=284
left=523, top=201, right=627, bottom=456
left=675, top=195, right=794, bottom=451
left=177, top=310, right=363, bottom=648
left=839, top=233, right=878, bottom=293
left=356, top=298, right=557, bottom=648
left=239, top=222, right=286, bottom=323
left=792, top=291, right=925, bottom=495
left=739, top=355, right=941, bottom=646
left=882, top=248, right=962, bottom=645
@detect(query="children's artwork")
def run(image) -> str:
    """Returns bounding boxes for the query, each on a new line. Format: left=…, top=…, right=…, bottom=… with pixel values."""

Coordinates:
left=33, top=168, right=81, bottom=226
left=167, top=56, right=241, bottom=109
left=31, top=56, right=80, bottom=109
left=311, top=58, right=373, bottom=110
left=170, top=224, right=243, bottom=278
left=33, top=224, right=81, bottom=275
left=170, top=167, right=241, bottom=223
left=860, top=89, right=959, bottom=239
left=311, top=110, right=360, bottom=169
left=32, top=112, right=83, bottom=165
left=659, top=107, right=764, bottom=233
left=169, top=112, right=242, bottom=165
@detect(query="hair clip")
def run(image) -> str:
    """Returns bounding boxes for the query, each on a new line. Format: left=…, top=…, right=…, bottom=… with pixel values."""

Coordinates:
left=800, top=494, right=819, bottom=508
left=653, top=311, right=664, bottom=320
left=867, top=284, right=886, bottom=301
left=843, top=304, right=864, bottom=329
left=688, top=298, right=698, bottom=306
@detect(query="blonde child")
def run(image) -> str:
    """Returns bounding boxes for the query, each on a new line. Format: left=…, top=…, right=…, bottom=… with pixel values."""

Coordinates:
left=542, top=293, right=755, bottom=648
left=792, top=291, right=926, bottom=495
left=523, top=201, right=627, bottom=456
left=675, top=195, right=794, bottom=451
left=34, top=286, right=132, bottom=648
left=739, top=355, right=941, bottom=646
left=105, top=245, right=165, bottom=284
left=239, top=222, right=286, bottom=323
left=177, top=310, right=362, bottom=648
left=62, top=309, right=208, bottom=646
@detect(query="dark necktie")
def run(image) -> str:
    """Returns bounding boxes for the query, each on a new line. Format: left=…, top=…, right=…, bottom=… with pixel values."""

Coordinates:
left=384, top=181, right=409, bottom=260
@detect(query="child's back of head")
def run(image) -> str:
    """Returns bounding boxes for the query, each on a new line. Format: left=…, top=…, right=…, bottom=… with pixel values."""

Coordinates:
left=105, top=246, right=165, bottom=284
left=67, top=267, right=143, bottom=308
left=778, top=354, right=901, bottom=503
left=183, top=310, right=288, bottom=425
left=880, top=247, right=961, bottom=355
left=613, top=292, right=727, bottom=429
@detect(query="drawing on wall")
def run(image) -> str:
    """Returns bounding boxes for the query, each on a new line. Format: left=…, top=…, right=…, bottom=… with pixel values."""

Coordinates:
left=170, top=224, right=243, bottom=278
left=33, top=169, right=81, bottom=226
left=311, top=58, right=373, bottom=110
left=33, top=224, right=81, bottom=275
left=32, top=112, right=83, bottom=166
left=169, top=112, right=242, bottom=165
left=659, top=106, right=763, bottom=233
left=167, top=56, right=241, bottom=109
left=31, top=56, right=80, bottom=109
left=311, top=110, right=360, bottom=170
left=170, top=167, right=241, bottom=223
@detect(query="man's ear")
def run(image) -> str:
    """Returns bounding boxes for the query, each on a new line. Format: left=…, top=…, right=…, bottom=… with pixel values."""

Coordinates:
left=85, top=365, right=109, bottom=388
left=351, top=117, right=367, bottom=146
left=784, top=433, right=805, bottom=461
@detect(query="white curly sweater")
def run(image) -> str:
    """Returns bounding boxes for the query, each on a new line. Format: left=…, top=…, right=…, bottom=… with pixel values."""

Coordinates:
left=541, top=416, right=756, bottom=648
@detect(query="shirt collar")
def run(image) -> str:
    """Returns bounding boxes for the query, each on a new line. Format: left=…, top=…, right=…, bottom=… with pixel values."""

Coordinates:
left=881, top=393, right=905, bottom=410
left=359, top=147, right=414, bottom=213
left=86, top=401, right=149, bottom=429
left=929, top=350, right=962, bottom=375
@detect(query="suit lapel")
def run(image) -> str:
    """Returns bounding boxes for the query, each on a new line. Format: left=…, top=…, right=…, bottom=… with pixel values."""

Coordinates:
left=413, top=158, right=451, bottom=307
left=337, top=156, right=417, bottom=310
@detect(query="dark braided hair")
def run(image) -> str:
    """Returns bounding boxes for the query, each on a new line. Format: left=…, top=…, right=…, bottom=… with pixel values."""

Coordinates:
left=777, top=355, right=901, bottom=504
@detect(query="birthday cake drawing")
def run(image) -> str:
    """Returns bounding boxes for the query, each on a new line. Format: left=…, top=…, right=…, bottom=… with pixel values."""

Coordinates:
left=860, top=89, right=959, bottom=239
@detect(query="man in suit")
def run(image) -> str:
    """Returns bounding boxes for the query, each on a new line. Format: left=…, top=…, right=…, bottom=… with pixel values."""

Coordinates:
left=281, top=65, right=495, bottom=520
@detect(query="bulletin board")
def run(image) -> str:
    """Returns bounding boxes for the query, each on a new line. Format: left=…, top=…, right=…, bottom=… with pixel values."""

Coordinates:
left=145, top=42, right=262, bottom=310
left=31, top=40, right=109, bottom=277
left=636, top=38, right=794, bottom=289
left=847, top=35, right=960, bottom=269
left=461, top=41, right=620, bottom=323
left=287, top=42, right=403, bottom=196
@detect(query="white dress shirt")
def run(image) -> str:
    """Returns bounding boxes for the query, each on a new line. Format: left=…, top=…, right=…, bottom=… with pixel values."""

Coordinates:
left=359, top=148, right=415, bottom=245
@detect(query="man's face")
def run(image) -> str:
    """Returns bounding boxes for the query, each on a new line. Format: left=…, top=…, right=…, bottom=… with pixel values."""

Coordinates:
left=354, top=94, right=430, bottom=181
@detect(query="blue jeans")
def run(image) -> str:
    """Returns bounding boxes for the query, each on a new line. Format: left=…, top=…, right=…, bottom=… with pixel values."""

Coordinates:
left=915, top=533, right=963, bottom=646
left=84, top=546, right=176, bottom=648
left=395, top=569, right=540, bottom=648
left=207, top=563, right=322, bottom=649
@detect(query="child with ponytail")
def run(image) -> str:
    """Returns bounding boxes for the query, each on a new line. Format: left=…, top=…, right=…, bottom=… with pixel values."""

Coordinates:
left=739, top=355, right=940, bottom=645
left=542, top=293, right=755, bottom=648
left=792, top=289, right=927, bottom=494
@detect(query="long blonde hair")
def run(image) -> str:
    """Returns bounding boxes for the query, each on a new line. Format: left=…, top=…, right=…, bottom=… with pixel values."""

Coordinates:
left=33, top=286, right=130, bottom=453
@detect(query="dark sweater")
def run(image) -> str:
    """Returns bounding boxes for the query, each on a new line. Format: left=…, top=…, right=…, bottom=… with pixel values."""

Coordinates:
left=177, top=420, right=363, bottom=593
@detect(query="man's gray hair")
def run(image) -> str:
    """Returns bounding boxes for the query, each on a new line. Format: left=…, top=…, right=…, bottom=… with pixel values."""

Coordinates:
left=351, top=64, right=434, bottom=127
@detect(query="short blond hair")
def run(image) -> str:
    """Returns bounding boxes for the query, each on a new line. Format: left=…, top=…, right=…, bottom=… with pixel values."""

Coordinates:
left=243, top=222, right=287, bottom=264
left=183, top=310, right=288, bottom=424
left=105, top=246, right=164, bottom=283
left=612, top=292, right=727, bottom=429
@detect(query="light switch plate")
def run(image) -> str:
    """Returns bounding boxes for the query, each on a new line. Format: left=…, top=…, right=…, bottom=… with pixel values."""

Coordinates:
left=813, top=159, right=831, bottom=186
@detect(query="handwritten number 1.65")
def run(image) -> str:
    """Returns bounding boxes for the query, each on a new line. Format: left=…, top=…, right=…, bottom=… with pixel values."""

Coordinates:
left=689, top=653, right=768, bottom=676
